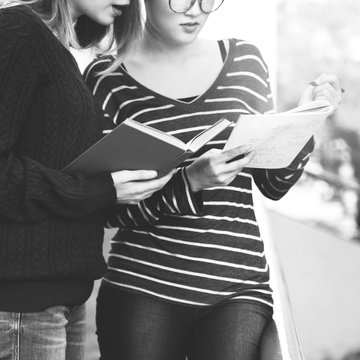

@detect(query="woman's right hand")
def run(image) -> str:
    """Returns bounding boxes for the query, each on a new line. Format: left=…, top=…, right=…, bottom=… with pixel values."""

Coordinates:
left=185, top=145, right=253, bottom=193
left=111, top=170, right=175, bottom=205
left=298, top=73, right=343, bottom=111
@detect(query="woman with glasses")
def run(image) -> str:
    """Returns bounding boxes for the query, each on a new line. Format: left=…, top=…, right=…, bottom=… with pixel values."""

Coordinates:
left=86, top=0, right=342, bottom=359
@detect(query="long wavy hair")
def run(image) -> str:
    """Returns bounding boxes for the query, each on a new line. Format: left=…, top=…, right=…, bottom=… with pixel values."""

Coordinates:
left=0, top=0, right=142, bottom=70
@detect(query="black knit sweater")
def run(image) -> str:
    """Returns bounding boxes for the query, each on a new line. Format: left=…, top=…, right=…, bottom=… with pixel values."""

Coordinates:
left=0, top=6, right=117, bottom=311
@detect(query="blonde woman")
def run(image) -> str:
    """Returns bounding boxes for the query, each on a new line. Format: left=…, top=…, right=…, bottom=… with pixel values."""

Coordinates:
left=0, top=0, right=196, bottom=359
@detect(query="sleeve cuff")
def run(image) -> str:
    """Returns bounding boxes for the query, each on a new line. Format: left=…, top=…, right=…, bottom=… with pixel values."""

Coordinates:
left=82, top=172, right=117, bottom=212
left=286, top=137, right=315, bottom=171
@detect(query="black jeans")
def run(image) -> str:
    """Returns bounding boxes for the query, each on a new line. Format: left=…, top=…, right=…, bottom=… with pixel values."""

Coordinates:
left=96, top=284, right=273, bottom=360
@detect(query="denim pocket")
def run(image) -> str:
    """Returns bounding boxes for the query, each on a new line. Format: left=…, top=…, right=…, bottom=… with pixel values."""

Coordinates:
left=0, top=312, right=14, bottom=335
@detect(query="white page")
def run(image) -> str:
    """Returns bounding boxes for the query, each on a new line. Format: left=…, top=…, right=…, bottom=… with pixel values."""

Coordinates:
left=187, top=118, right=231, bottom=152
left=224, top=103, right=333, bottom=169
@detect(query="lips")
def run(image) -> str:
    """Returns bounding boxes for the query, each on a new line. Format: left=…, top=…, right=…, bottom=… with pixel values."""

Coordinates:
left=180, top=22, right=199, bottom=27
left=112, top=5, right=123, bottom=15
left=180, top=22, right=200, bottom=33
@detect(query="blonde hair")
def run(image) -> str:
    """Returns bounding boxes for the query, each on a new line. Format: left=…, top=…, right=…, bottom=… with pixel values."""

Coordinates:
left=75, top=0, right=143, bottom=74
left=0, top=0, right=79, bottom=48
left=0, top=0, right=143, bottom=62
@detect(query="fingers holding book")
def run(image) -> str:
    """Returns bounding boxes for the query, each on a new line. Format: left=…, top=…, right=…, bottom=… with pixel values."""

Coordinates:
left=185, top=145, right=253, bottom=192
left=111, top=169, right=176, bottom=204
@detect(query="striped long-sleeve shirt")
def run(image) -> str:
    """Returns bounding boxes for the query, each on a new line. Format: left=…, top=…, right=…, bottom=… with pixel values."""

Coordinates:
left=85, top=39, right=314, bottom=308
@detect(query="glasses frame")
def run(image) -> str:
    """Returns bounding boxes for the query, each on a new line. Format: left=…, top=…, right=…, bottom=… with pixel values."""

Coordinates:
left=168, top=0, right=225, bottom=14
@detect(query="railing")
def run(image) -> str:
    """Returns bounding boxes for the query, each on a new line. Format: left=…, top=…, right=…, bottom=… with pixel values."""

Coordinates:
left=254, top=186, right=305, bottom=360
left=265, top=243, right=305, bottom=360
left=305, top=162, right=360, bottom=240
left=305, top=164, right=360, bottom=194
left=259, top=164, right=360, bottom=360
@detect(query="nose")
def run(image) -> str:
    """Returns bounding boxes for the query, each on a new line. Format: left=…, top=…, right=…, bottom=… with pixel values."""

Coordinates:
left=185, top=0, right=202, bottom=15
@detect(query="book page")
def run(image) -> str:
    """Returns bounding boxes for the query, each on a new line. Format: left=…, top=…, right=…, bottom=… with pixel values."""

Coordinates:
left=187, top=118, right=231, bottom=152
left=283, top=99, right=332, bottom=114
left=224, top=104, right=333, bottom=169
left=125, top=118, right=186, bottom=149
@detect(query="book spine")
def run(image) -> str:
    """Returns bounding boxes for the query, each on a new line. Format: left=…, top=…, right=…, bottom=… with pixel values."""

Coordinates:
left=157, top=151, right=193, bottom=178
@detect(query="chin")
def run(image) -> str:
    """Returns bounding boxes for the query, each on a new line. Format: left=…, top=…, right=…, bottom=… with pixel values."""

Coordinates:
left=178, top=34, right=198, bottom=44
left=93, top=16, right=116, bottom=26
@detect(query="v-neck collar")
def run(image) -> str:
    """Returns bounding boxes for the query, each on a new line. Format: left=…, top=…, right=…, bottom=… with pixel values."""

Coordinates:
left=119, top=39, right=235, bottom=110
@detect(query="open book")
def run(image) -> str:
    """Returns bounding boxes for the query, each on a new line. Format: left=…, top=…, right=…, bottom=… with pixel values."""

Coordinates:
left=224, top=100, right=333, bottom=169
left=64, top=117, right=231, bottom=177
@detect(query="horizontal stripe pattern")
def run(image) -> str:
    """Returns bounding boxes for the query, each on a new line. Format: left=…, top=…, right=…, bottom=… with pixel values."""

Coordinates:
left=103, top=168, right=201, bottom=229
left=85, top=38, right=313, bottom=308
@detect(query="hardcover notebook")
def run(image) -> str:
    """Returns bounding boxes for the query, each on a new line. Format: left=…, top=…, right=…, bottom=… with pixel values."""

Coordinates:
left=224, top=100, right=333, bottom=169
left=63, top=117, right=231, bottom=177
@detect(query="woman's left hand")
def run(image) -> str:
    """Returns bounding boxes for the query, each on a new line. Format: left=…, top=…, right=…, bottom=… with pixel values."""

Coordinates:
left=298, top=73, right=343, bottom=111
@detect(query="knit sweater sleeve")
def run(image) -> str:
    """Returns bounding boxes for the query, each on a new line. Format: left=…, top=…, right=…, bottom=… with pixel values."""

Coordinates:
left=248, top=45, right=314, bottom=200
left=0, top=17, right=116, bottom=223
left=84, top=59, right=203, bottom=228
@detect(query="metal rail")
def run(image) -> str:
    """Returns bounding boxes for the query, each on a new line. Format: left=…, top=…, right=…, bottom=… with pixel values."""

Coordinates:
left=305, top=164, right=360, bottom=193
left=254, top=189, right=305, bottom=360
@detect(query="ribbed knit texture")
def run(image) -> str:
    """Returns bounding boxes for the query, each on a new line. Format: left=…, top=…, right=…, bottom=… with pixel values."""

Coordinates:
left=85, top=39, right=314, bottom=308
left=0, top=6, right=117, bottom=311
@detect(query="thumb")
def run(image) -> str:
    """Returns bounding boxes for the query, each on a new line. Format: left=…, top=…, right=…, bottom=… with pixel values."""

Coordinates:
left=111, top=170, right=158, bottom=183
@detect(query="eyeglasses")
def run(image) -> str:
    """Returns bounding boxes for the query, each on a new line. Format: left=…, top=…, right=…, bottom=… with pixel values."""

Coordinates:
left=169, top=0, right=224, bottom=14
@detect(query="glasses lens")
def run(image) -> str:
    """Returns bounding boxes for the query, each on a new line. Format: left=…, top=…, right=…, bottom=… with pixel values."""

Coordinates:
left=169, top=0, right=193, bottom=13
left=201, top=0, right=224, bottom=13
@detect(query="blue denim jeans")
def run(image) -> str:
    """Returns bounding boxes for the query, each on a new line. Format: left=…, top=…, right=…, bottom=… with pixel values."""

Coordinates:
left=0, top=304, right=86, bottom=360
left=96, top=285, right=273, bottom=360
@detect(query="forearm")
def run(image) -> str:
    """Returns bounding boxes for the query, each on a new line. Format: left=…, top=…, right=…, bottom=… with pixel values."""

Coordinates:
left=0, top=155, right=116, bottom=222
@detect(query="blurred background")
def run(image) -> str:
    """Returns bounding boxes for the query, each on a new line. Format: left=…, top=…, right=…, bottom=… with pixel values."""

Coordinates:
left=73, top=1, right=360, bottom=359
